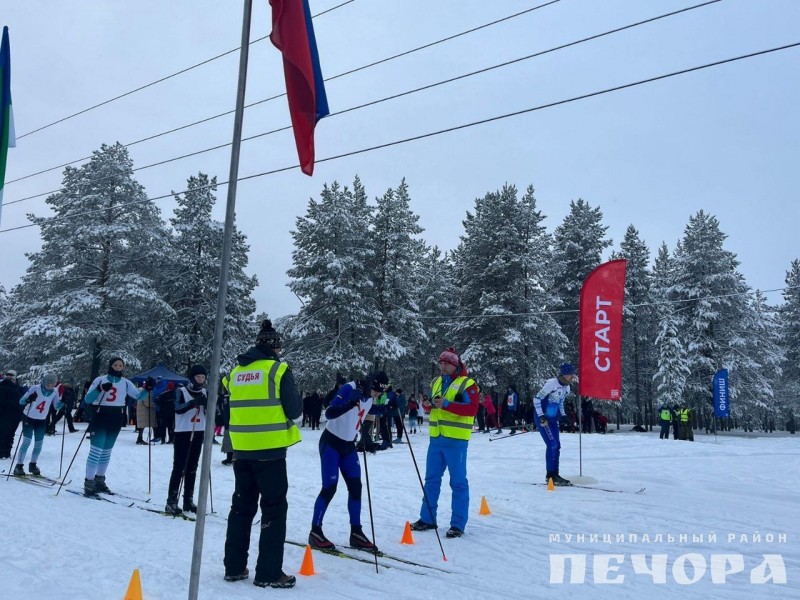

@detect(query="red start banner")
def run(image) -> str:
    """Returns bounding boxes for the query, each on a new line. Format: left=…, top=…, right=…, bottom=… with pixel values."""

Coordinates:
left=578, top=259, right=627, bottom=401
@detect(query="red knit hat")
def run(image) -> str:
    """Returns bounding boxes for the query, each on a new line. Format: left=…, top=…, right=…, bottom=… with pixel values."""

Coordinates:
left=438, top=347, right=460, bottom=369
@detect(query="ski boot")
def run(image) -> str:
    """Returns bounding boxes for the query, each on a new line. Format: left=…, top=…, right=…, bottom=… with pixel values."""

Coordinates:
left=308, top=526, right=336, bottom=550
left=183, top=498, right=198, bottom=513
left=28, top=462, right=41, bottom=476
left=84, top=478, right=99, bottom=497
left=13, top=464, right=25, bottom=477
left=350, top=527, right=378, bottom=552
left=95, top=475, right=112, bottom=494
left=165, top=494, right=182, bottom=516
left=446, top=527, right=464, bottom=538
left=547, top=472, right=572, bottom=487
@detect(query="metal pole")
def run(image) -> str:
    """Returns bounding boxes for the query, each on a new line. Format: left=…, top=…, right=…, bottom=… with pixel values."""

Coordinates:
left=578, top=395, right=583, bottom=477
left=147, top=391, right=152, bottom=495
left=187, top=1, right=252, bottom=598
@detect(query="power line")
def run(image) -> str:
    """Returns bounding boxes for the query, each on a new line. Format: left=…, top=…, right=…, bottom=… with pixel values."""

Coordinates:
left=2, top=0, right=719, bottom=207
left=416, top=286, right=797, bottom=321
left=4, top=0, right=562, bottom=188
left=0, top=40, right=797, bottom=235
left=13, top=0, right=357, bottom=140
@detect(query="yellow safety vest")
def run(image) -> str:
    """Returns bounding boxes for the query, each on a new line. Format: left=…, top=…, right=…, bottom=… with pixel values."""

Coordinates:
left=429, top=375, right=476, bottom=441
left=660, top=409, right=672, bottom=421
left=228, top=359, right=300, bottom=451
left=679, top=408, right=690, bottom=423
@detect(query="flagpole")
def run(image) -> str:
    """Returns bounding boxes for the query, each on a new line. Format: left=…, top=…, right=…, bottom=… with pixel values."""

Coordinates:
left=577, top=394, right=583, bottom=477
left=188, top=1, right=253, bottom=598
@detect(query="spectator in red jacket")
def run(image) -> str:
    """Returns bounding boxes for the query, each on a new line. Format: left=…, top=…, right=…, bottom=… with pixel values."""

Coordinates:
left=482, top=393, right=498, bottom=433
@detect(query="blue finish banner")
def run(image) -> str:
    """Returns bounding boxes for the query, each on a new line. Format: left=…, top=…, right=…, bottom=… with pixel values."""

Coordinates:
left=713, top=369, right=730, bottom=417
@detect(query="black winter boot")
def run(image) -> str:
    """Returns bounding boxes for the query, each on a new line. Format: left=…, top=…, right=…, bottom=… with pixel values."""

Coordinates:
left=254, top=573, right=296, bottom=588
left=183, top=498, right=198, bottom=513
left=410, top=519, right=437, bottom=531
left=13, top=464, right=25, bottom=477
left=28, top=462, right=41, bottom=476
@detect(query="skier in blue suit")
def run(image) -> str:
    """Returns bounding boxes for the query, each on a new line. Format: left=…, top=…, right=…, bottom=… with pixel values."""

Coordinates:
left=534, top=363, right=575, bottom=486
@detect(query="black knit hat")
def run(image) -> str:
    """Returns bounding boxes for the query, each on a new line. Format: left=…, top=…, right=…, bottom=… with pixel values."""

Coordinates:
left=188, top=365, right=207, bottom=378
left=256, top=319, right=281, bottom=349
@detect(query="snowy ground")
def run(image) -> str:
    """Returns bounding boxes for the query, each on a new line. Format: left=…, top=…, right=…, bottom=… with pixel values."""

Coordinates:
left=0, top=421, right=797, bottom=599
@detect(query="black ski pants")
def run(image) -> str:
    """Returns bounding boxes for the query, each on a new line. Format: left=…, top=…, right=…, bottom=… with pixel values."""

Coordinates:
left=51, top=406, right=76, bottom=432
left=0, top=405, right=22, bottom=458
left=224, top=458, right=288, bottom=583
left=167, top=431, right=204, bottom=501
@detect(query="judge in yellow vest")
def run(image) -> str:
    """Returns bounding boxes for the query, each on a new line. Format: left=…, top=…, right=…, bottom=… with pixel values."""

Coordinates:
left=223, top=319, right=302, bottom=589
left=410, top=347, right=479, bottom=539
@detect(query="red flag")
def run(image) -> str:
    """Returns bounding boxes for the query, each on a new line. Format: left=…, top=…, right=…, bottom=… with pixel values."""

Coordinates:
left=578, top=259, right=627, bottom=400
left=269, top=0, right=330, bottom=176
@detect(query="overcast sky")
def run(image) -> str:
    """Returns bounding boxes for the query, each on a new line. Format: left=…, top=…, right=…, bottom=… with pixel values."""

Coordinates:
left=1, top=0, right=798, bottom=319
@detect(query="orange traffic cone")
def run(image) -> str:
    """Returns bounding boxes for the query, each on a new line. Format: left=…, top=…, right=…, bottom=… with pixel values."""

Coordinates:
left=479, top=496, right=491, bottom=515
left=400, top=521, right=415, bottom=545
left=299, top=545, right=316, bottom=576
left=547, top=477, right=555, bottom=491
left=124, top=569, right=143, bottom=600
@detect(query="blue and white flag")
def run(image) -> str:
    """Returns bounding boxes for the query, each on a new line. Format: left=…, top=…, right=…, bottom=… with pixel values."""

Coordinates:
left=713, top=369, right=730, bottom=418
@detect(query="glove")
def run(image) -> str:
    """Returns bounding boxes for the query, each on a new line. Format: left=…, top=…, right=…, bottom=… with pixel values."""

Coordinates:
left=538, top=415, right=548, bottom=427
left=144, top=377, right=156, bottom=391
left=194, top=395, right=208, bottom=408
left=101, top=381, right=114, bottom=392
left=25, top=392, right=38, bottom=404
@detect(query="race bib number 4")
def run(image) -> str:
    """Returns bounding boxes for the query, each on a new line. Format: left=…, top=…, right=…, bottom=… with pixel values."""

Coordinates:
left=234, top=371, right=264, bottom=386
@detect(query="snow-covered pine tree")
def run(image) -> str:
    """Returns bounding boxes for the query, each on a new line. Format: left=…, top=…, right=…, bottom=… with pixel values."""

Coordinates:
left=615, top=225, right=655, bottom=428
left=670, top=211, right=750, bottom=428
left=283, top=178, right=377, bottom=391
left=407, top=245, right=458, bottom=396
left=0, top=285, right=10, bottom=364
left=731, top=291, right=784, bottom=431
left=651, top=243, right=690, bottom=412
left=516, top=186, right=568, bottom=392
left=452, top=184, right=565, bottom=396
left=3, top=143, right=172, bottom=380
left=157, top=173, right=257, bottom=372
left=551, top=198, right=612, bottom=363
left=779, top=260, right=800, bottom=432
left=367, top=179, right=426, bottom=378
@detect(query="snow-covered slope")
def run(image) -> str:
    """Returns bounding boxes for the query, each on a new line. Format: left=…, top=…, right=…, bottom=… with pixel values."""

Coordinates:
left=0, top=424, right=796, bottom=599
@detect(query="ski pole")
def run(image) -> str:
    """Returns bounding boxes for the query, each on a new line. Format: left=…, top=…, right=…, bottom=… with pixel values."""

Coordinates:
left=58, top=404, right=67, bottom=478
left=400, top=419, right=447, bottom=561
left=208, top=466, right=214, bottom=514
left=6, top=402, right=34, bottom=481
left=147, top=390, right=152, bottom=495
left=56, top=390, right=106, bottom=496
left=361, top=444, right=379, bottom=573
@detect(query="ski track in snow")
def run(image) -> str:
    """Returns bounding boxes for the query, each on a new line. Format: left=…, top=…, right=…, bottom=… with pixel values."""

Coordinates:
left=0, top=424, right=797, bottom=599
